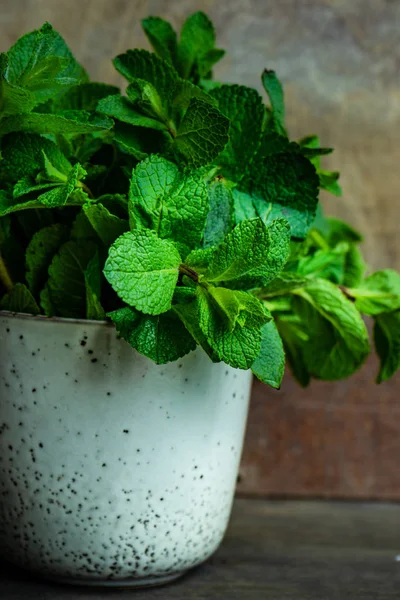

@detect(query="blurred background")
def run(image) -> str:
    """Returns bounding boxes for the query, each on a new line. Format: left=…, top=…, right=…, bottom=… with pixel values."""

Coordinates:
left=1, top=0, right=399, bottom=499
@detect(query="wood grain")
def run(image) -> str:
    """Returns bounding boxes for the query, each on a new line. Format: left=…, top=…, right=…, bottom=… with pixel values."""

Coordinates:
left=2, top=498, right=400, bottom=599
left=1, top=0, right=400, bottom=499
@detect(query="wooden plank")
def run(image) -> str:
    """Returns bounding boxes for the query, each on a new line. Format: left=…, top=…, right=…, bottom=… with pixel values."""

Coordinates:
left=2, top=499, right=400, bottom=599
left=238, top=354, right=400, bottom=499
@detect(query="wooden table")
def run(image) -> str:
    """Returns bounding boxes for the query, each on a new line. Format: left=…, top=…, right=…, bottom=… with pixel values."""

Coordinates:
left=2, top=499, right=400, bottom=599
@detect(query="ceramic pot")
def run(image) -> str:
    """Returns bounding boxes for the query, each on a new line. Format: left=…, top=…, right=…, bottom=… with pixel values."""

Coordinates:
left=0, top=312, right=252, bottom=588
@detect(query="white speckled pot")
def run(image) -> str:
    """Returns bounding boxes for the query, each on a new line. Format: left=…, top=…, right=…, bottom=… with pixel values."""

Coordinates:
left=0, top=312, right=252, bottom=588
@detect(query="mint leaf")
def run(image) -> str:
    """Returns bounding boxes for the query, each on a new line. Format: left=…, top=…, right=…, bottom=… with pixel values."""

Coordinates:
left=174, top=97, right=229, bottom=167
left=0, top=217, right=11, bottom=248
left=296, top=242, right=349, bottom=284
left=83, top=203, right=128, bottom=247
left=103, top=230, right=181, bottom=315
left=25, top=223, right=69, bottom=295
left=0, top=282, right=40, bottom=314
left=239, top=136, right=320, bottom=239
left=203, top=177, right=233, bottom=247
left=251, top=320, right=285, bottom=388
left=97, top=94, right=168, bottom=131
left=343, top=245, right=366, bottom=287
left=85, top=251, right=106, bottom=320
left=293, top=279, right=370, bottom=380
left=0, top=111, right=113, bottom=136
left=113, top=49, right=178, bottom=103
left=109, top=306, right=196, bottom=363
left=47, top=239, right=98, bottom=318
left=196, top=286, right=261, bottom=369
left=1, top=132, right=71, bottom=181
left=129, top=155, right=208, bottom=248
left=209, top=85, right=264, bottom=181
left=374, top=311, right=400, bottom=383
left=54, top=82, right=120, bottom=111
left=257, top=272, right=307, bottom=298
left=141, top=17, right=178, bottom=66
left=350, top=270, right=400, bottom=316
left=185, top=247, right=215, bottom=273
left=207, top=286, right=271, bottom=331
left=15, top=163, right=87, bottom=208
left=275, top=313, right=310, bottom=387
left=319, top=170, right=342, bottom=196
left=314, top=216, right=363, bottom=246
left=39, top=283, right=54, bottom=316
left=206, top=218, right=290, bottom=288
left=262, top=69, right=286, bottom=136
left=177, top=12, right=224, bottom=80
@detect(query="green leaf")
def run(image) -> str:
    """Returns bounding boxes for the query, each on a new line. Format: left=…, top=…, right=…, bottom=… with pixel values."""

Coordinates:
left=239, top=136, right=320, bottom=239
left=0, top=282, right=40, bottom=315
left=275, top=313, right=310, bottom=387
left=209, top=85, right=264, bottom=181
left=350, top=270, right=400, bottom=316
left=113, top=49, right=178, bottom=103
left=0, top=216, right=11, bottom=248
left=206, top=218, right=290, bottom=288
left=257, top=272, right=307, bottom=298
left=319, top=170, right=342, bottom=196
left=374, top=311, right=400, bottom=383
left=83, top=203, right=129, bottom=247
left=314, top=216, right=363, bottom=246
left=251, top=320, right=285, bottom=388
left=141, top=17, right=178, bottom=66
left=293, top=278, right=370, bottom=380
left=39, top=283, right=54, bottom=316
left=297, top=242, right=349, bottom=284
left=129, top=155, right=208, bottom=248
left=174, top=97, right=229, bottom=167
left=109, top=306, right=196, bottom=364
left=47, top=239, right=98, bottom=318
left=207, top=286, right=271, bottom=331
left=0, top=23, right=87, bottom=116
left=97, top=94, right=168, bottom=131
left=185, top=247, right=215, bottom=273
left=203, top=178, right=233, bottom=247
left=54, top=82, right=120, bottom=111
left=177, top=12, right=224, bottom=80
left=261, top=69, right=286, bottom=136
left=103, top=230, right=181, bottom=315
left=84, top=251, right=105, bottom=320
left=195, top=286, right=261, bottom=369
left=1, top=132, right=71, bottom=181
left=343, top=245, right=366, bottom=287
left=0, top=110, right=113, bottom=136
left=25, top=223, right=69, bottom=295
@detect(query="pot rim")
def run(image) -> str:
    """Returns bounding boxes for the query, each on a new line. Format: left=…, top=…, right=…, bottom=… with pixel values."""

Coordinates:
left=0, top=310, right=110, bottom=328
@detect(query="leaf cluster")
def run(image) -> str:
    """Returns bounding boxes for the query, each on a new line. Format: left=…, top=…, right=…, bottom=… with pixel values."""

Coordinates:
left=1, top=14, right=399, bottom=387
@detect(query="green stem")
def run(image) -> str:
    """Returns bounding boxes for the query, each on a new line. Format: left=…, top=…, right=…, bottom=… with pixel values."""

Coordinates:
left=0, top=252, right=13, bottom=292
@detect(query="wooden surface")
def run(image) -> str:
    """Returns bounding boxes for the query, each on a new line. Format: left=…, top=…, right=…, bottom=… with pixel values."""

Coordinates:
left=1, top=0, right=400, bottom=499
left=2, top=498, right=400, bottom=599
left=238, top=353, right=400, bottom=500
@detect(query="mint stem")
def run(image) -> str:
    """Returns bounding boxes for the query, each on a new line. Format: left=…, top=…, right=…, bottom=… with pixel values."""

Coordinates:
left=179, top=264, right=199, bottom=283
left=0, top=252, right=13, bottom=292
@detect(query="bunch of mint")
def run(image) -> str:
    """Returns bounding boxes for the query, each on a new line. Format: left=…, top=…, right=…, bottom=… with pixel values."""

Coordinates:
left=1, top=13, right=400, bottom=387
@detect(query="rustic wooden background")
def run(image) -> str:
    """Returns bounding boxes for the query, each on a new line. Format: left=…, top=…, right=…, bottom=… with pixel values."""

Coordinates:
left=1, top=0, right=400, bottom=499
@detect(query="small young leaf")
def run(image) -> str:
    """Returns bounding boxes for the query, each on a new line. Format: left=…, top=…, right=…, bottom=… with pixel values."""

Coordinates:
left=351, top=270, right=400, bottom=316
left=141, top=17, right=178, bottom=66
left=177, top=11, right=224, bottom=80
left=0, top=282, right=40, bottom=315
left=251, top=320, right=285, bottom=388
left=261, top=70, right=286, bottom=136
left=103, top=230, right=181, bottom=315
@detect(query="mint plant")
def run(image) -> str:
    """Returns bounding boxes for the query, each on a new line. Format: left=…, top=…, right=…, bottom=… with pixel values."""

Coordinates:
left=1, top=13, right=400, bottom=387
